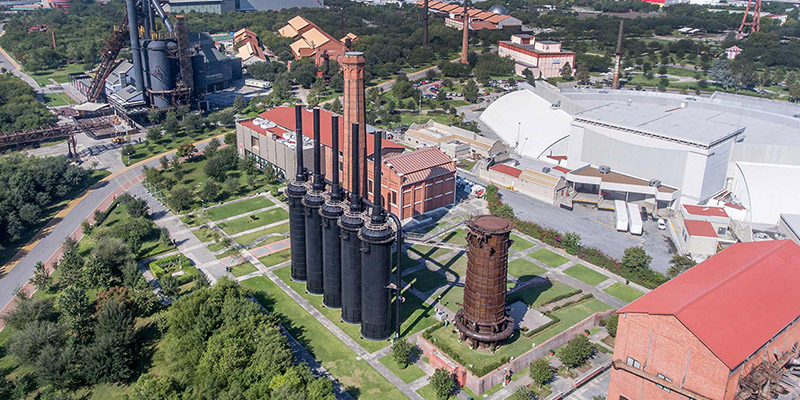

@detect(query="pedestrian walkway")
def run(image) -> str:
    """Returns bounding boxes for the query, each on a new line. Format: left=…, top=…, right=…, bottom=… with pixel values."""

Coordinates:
left=217, top=238, right=289, bottom=267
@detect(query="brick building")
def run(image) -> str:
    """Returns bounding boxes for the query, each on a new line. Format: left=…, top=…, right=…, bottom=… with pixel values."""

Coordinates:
left=278, top=15, right=356, bottom=67
left=418, top=0, right=522, bottom=30
left=498, top=34, right=575, bottom=79
left=608, top=239, right=800, bottom=400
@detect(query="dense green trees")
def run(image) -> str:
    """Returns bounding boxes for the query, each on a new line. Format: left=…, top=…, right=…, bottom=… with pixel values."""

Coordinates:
left=557, top=335, right=595, bottom=369
left=0, top=153, right=92, bottom=254
left=0, top=74, right=57, bottom=132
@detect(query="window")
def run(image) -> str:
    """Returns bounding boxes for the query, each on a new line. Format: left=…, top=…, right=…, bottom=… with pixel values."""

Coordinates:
left=553, top=59, right=561, bottom=64
left=626, top=357, right=641, bottom=369
left=656, top=373, right=672, bottom=393
left=718, top=226, right=727, bottom=235
left=390, top=190, right=397, bottom=206
left=250, top=136, right=259, bottom=150
left=368, top=179, right=373, bottom=194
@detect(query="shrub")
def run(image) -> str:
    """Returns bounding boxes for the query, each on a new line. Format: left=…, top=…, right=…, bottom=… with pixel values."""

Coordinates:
left=602, top=313, right=619, bottom=338
left=430, top=368, right=455, bottom=400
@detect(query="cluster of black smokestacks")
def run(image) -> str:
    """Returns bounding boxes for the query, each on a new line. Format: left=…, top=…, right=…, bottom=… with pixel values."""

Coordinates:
left=285, top=105, right=403, bottom=341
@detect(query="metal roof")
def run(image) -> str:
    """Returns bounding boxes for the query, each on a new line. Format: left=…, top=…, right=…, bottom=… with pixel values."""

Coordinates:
left=620, top=240, right=800, bottom=370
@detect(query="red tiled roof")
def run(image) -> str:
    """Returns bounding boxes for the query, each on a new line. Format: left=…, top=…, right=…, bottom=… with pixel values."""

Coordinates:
left=684, top=204, right=729, bottom=218
left=384, top=147, right=455, bottom=184
left=257, top=107, right=403, bottom=156
left=553, top=166, right=571, bottom=173
left=470, top=21, right=498, bottom=30
left=620, top=240, right=800, bottom=370
left=490, top=164, right=522, bottom=178
left=684, top=220, right=717, bottom=238
left=725, top=202, right=745, bottom=210
left=547, top=155, right=567, bottom=161
left=240, top=119, right=288, bottom=137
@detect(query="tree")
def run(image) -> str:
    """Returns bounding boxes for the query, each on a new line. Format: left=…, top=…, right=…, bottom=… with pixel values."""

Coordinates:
left=658, top=65, right=667, bottom=75
left=557, top=335, right=594, bottom=369
left=667, top=253, right=696, bottom=278
left=224, top=176, right=239, bottom=195
left=233, top=95, right=248, bottom=112
left=306, top=92, right=320, bottom=108
left=204, top=156, right=228, bottom=182
left=463, top=79, right=479, bottom=103
left=561, top=62, right=573, bottom=80
left=201, top=181, right=220, bottom=203
left=391, top=338, right=415, bottom=369
left=159, top=275, right=179, bottom=299
left=513, top=386, right=538, bottom=400
left=602, top=313, right=619, bottom=338
left=529, top=358, right=554, bottom=385
left=429, top=368, right=455, bottom=400
left=122, top=144, right=135, bottom=160
left=169, top=187, right=194, bottom=211
left=147, top=126, right=163, bottom=142
left=291, top=59, right=318, bottom=88
left=575, top=65, right=590, bottom=83
left=709, top=59, right=734, bottom=89
left=159, top=155, right=169, bottom=170
left=2, top=295, right=56, bottom=331
left=184, top=113, right=203, bottom=137
left=562, top=232, right=581, bottom=255
left=35, top=343, right=78, bottom=392
left=147, top=108, right=162, bottom=124
left=57, top=286, right=93, bottom=336
left=224, top=132, right=236, bottom=146
left=130, top=374, right=181, bottom=400
left=264, top=163, right=279, bottom=184
left=621, top=247, right=652, bottom=275
left=176, top=143, right=196, bottom=159
left=29, top=261, right=51, bottom=291
left=83, top=299, right=136, bottom=383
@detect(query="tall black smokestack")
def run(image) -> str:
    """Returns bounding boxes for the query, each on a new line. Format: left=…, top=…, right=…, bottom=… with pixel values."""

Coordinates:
left=125, top=0, right=145, bottom=93
left=288, top=105, right=308, bottom=282
left=322, top=116, right=344, bottom=308
left=359, top=130, right=395, bottom=341
left=304, top=108, right=325, bottom=295
left=340, top=123, right=364, bottom=324
left=423, top=0, right=429, bottom=46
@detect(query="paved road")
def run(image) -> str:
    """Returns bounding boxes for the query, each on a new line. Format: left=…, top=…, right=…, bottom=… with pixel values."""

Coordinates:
left=0, top=24, right=40, bottom=90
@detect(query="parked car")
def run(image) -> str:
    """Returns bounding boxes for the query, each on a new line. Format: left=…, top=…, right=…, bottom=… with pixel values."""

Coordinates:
left=657, top=218, right=667, bottom=230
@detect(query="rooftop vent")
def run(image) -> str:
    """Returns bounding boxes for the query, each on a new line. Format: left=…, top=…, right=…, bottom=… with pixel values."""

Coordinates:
left=542, top=166, right=551, bottom=173
left=649, top=179, right=662, bottom=187
left=598, top=165, right=611, bottom=174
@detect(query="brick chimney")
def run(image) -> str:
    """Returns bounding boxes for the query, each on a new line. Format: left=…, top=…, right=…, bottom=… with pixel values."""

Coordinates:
left=340, top=51, right=367, bottom=197
left=461, top=1, right=469, bottom=64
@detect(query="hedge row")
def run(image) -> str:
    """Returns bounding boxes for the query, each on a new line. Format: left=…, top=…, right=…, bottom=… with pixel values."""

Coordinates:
left=485, top=185, right=666, bottom=289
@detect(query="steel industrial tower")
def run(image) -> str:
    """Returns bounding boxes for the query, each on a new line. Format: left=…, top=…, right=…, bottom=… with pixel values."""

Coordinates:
left=737, top=0, right=761, bottom=39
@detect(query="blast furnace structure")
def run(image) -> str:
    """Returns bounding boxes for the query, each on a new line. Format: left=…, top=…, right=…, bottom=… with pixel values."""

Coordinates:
left=455, top=215, right=515, bottom=350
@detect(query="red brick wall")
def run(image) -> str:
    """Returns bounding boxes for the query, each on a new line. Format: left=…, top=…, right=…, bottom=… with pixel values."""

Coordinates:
left=340, top=52, right=367, bottom=198
left=608, top=313, right=800, bottom=400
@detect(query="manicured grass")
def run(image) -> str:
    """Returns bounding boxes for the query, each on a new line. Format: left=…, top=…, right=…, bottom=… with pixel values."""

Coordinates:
left=409, top=244, right=452, bottom=260
left=527, top=299, right=612, bottom=344
left=43, top=92, right=76, bottom=106
left=507, top=258, right=547, bottom=282
left=28, top=63, right=85, bottom=85
left=397, top=111, right=454, bottom=127
left=438, top=283, right=464, bottom=311
left=440, top=228, right=467, bottom=246
left=234, top=222, right=289, bottom=246
left=218, top=208, right=289, bottom=235
left=529, top=248, right=569, bottom=268
left=241, top=276, right=404, bottom=399
left=257, top=248, right=291, bottom=267
left=205, top=196, right=274, bottom=221
left=230, top=261, right=258, bottom=277
left=603, top=282, right=644, bottom=303
left=510, top=233, right=535, bottom=252
left=434, top=252, right=467, bottom=278
left=417, top=383, right=454, bottom=400
left=194, top=226, right=220, bottom=242
left=404, top=267, right=449, bottom=293
left=507, top=281, right=578, bottom=307
left=125, top=126, right=231, bottom=165
left=564, top=264, right=609, bottom=286
left=379, top=354, right=426, bottom=384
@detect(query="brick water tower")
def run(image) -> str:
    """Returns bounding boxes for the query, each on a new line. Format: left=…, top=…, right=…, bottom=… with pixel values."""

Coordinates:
left=455, top=215, right=515, bottom=350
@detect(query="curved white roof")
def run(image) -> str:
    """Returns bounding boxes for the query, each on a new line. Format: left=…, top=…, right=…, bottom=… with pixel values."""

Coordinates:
left=731, top=162, right=800, bottom=225
left=479, top=89, right=572, bottom=160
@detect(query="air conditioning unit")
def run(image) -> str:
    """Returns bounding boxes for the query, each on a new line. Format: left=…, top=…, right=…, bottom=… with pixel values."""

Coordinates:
left=542, top=166, right=551, bottom=173
left=598, top=165, right=611, bottom=174
left=550, top=101, right=561, bottom=109
left=649, top=179, right=662, bottom=187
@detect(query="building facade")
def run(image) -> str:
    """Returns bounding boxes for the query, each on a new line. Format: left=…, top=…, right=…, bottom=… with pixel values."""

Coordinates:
left=498, top=34, right=575, bottom=79
left=278, top=16, right=355, bottom=67
left=608, top=240, right=800, bottom=400
left=405, top=120, right=508, bottom=160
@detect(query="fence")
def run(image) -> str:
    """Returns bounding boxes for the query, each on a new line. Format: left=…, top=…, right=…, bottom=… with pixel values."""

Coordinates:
left=417, top=309, right=616, bottom=396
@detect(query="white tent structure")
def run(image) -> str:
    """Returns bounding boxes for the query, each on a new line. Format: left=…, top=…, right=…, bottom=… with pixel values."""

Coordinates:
left=730, top=162, right=800, bottom=225
left=479, top=89, right=572, bottom=160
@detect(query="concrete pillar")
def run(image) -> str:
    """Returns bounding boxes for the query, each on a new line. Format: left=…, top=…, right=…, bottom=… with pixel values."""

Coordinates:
left=340, top=52, right=367, bottom=198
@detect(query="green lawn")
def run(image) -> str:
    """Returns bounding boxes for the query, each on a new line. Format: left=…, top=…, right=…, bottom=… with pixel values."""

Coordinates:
left=218, top=208, right=289, bottom=235
left=379, top=354, right=426, bottom=384
left=603, top=283, right=644, bottom=303
left=234, top=222, right=290, bottom=246
left=396, top=112, right=455, bottom=127
left=125, top=125, right=232, bottom=165
left=438, top=283, right=464, bottom=311
left=194, top=226, right=220, bottom=242
left=434, top=252, right=467, bottom=278
left=507, top=258, right=547, bottom=282
left=241, top=276, right=404, bottom=399
left=564, top=264, right=609, bottom=286
left=230, top=261, right=258, bottom=277
left=404, top=267, right=449, bottom=293
left=440, top=228, right=467, bottom=246
left=507, top=281, right=578, bottom=307
left=529, top=249, right=569, bottom=268
left=417, top=383, right=454, bottom=400
left=527, top=299, right=612, bottom=344
left=205, top=196, right=274, bottom=221
left=510, top=234, right=535, bottom=252
left=43, top=92, right=76, bottom=106
left=409, top=244, right=452, bottom=261
left=28, top=63, right=85, bottom=86
left=257, top=248, right=291, bottom=267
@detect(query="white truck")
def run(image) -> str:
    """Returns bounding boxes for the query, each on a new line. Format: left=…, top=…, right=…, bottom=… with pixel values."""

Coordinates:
left=615, top=200, right=629, bottom=232
left=627, top=203, right=643, bottom=235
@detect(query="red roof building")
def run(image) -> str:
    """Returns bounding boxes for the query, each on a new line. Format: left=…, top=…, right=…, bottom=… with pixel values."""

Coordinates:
left=278, top=15, right=356, bottom=67
left=608, top=240, right=800, bottom=400
left=490, top=164, right=522, bottom=178
left=498, top=34, right=575, bottom=79
left=683, top=219, right=717, bottom=238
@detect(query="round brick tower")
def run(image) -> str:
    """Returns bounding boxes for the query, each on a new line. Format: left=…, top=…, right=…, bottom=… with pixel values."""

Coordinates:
left=455, top=215, right=514, bottom=350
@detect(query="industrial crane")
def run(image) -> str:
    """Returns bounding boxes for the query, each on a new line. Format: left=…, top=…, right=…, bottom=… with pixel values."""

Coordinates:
left=86, top=15, right=128, bottom=102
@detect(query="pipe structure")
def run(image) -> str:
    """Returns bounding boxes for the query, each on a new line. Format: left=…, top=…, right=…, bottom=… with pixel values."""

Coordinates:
left=359, top=128, right=395, bottom=341
left=149, top=0, right=174, bottom=33
left=303, top=109, right=326, bottom=295
left=339, top=123, right=365, bottom=324
left=125, top=0, right=145, bottom=93
left=288, top=105, right=308, bottom=282
left=387, top=212, right=403, bottom=339
left=143, top=0, right=151, bottom=39
left=321, top=116, right=344, bottom=308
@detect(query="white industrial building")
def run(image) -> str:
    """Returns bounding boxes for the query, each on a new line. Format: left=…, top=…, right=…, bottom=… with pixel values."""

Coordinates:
left=480, top=83, right=800, bottom=226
